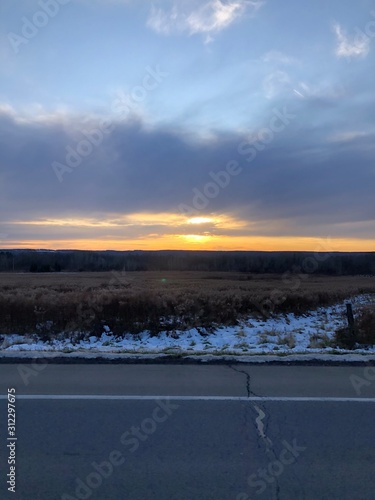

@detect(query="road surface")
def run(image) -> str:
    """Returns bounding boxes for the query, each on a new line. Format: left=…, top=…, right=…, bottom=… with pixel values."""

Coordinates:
left=0, top=364, right=374, bottom=499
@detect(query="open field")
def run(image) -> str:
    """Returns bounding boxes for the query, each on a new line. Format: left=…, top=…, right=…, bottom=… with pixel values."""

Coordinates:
left=0, top=272, right=374, bottom=339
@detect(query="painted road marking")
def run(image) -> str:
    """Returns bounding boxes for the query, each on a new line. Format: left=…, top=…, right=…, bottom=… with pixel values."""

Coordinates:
left=0, top=395, right=375, bottom=402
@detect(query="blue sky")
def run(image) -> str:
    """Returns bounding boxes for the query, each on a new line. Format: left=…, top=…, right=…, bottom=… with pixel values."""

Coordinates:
left=0, top=0, right=375, bottom=250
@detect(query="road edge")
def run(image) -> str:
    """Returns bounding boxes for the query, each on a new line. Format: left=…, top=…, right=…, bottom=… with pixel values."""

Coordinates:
left=0, top=352, right=375, bottom=365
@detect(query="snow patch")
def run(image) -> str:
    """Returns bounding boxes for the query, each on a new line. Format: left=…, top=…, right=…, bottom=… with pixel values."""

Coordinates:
left=1, top=294, right=374, bottom=355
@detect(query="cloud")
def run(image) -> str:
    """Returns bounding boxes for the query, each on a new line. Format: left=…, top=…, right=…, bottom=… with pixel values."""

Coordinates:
left=0, top=96, right=374, bottom=247
left=292, top=81, right=345, bottom=102
left=147, top=0, right=263, bottom=39
left=146, top=4, right=181, bottom=35
left=262, top=51, right=299, bottom=65
left=187, top=0, right=250, bottom=34
left=328, top=131, right=370, bottom=143
left=263, top=70, right=291, bottom=99
left=333, top=22, right=370, bottom=59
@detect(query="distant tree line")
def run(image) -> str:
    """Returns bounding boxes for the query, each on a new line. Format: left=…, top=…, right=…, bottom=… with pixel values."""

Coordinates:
left=0, top=249, right=374, bottom=275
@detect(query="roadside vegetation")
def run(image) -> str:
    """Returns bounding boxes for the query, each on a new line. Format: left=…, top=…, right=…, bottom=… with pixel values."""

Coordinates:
left=333, top=305, right=375, bottom=349
left=0, top=272, right=374, bottom=342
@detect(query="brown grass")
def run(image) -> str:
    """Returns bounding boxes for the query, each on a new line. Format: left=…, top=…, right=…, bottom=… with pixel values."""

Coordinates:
left=356, top=306, right=375, bottom=344
left=0, top=272, right=374, bottom=338
left=333, top=304, right=375, bottom=348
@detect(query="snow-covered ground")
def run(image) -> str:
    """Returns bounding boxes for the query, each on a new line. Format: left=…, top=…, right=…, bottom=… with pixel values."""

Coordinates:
left=1, top=294, right=374, bottom=355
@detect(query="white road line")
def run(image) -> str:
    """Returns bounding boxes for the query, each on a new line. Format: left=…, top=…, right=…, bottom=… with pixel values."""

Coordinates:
left=0, top=395, right=375, bottom=402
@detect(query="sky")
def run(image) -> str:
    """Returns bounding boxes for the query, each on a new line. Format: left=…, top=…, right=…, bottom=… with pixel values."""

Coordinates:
left=0, top=0, right=375, bottom=251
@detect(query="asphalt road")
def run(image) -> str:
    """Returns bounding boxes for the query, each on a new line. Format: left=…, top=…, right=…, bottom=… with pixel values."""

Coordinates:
left=0, top=364, right=374, bottom=500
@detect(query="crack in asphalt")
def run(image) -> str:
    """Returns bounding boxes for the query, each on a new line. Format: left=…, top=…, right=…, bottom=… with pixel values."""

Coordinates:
left=254, top=404, right=273, bottom=448
left=228, top=365, right=281, bottom=499
left=228, top=364, right=261, bottom=398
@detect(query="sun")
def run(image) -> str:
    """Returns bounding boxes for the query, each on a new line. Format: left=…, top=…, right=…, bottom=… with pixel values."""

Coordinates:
left=181, top=234, right=212, bottom=243
left=187, top=217, right=213, bottom=225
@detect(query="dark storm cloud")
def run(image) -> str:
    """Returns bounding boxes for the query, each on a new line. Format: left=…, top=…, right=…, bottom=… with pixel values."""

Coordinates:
left=0, top=94, right=374, bottom=240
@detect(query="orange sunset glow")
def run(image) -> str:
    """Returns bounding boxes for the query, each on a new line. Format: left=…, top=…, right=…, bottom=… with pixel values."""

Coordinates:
left=1, top=0, right=374, bottom=257
left=2, top=213, right=375, bottom=252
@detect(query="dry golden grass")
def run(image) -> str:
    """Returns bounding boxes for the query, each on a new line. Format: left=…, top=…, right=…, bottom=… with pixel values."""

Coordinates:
left=358, top=305, right=375, bottom=342
left=0, top=271, right=374, bottom=337
left=333, top=304, right=375, bottom=348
